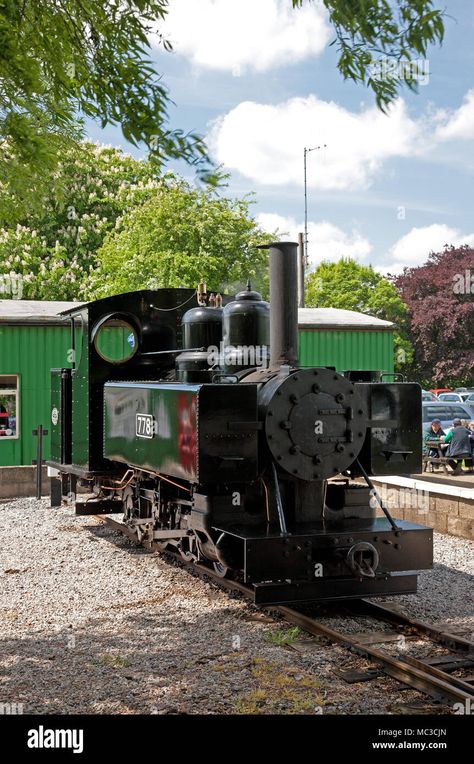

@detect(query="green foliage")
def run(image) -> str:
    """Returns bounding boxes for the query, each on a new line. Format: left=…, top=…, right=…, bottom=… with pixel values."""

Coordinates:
left=90, top=180, right=273, bottom=298
left=293, top=0, right=445, bottom=109
left=0, top=141, right=273, bottom=301
left=395, top=246, right=474, bottom=386
left=0, top=1, right=445, bottom=219
left=0, top=0, right=214, bottom=223
left=265, top=627, right=301, bottom=646
left=0, top=142, right=164, bottom=299
left=93, top=654, right=131, bottom=668
left=305, top=258, right=414, bottom=372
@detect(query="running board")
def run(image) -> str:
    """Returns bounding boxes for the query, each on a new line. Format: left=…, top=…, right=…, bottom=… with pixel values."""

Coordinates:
left=252, top=573, right=418, bottom=605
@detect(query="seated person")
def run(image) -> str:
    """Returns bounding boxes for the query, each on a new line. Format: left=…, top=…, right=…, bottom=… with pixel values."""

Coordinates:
left=443, top=418, right=474, bottom=474
left=469, top=421, right=474, bottom=457
left=424, top=419, right=445, bottom=457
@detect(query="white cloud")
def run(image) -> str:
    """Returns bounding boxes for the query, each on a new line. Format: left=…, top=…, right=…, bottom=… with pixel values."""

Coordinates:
left=257, top=213, right=372, bottom=269
left=257, top=216, right=474, bottom=275
left=383, top=224, right=474, bottom=274
left=210, top=96, right=422, bottom=190
left=159, top=0, right=330, bottom=75
left=435, top=89, right=474, bottom=142
left=209, top=86, right=474, bottom=192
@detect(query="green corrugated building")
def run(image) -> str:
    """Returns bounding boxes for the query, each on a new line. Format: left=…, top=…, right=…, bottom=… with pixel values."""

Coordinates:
left=0, top=300, right=78, bottom=467
left=0, top=299, right=394, bottom=467
left=298, top=308, right=394, bottom=372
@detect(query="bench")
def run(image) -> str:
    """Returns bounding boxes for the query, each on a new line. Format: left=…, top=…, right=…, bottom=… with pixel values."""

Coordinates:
left=423, top=454, right=451, bottom=474
left=423, top=453, right=473, bottom=474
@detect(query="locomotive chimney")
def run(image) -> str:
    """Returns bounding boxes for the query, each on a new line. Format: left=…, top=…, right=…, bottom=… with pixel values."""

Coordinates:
left=259, top=241, right=299, bottom=368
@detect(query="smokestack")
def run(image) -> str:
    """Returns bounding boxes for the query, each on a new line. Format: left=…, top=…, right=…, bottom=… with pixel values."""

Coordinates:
left=258, top=241, right=299, bottom=367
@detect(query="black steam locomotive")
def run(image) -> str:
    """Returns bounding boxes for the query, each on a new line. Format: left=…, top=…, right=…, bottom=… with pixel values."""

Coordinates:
left=48, top=242, right=432, bottom=604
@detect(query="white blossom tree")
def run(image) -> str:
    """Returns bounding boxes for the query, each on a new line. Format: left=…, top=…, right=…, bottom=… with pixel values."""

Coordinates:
left=0, top=142, right=163, bottom=299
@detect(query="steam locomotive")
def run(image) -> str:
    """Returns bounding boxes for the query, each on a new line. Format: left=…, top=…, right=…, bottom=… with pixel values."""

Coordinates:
left=47, top=241, right=432, bottom=604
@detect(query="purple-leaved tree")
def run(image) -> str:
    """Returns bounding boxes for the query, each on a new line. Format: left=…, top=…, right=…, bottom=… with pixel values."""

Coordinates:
left=394, top=246, right=474, bottom=386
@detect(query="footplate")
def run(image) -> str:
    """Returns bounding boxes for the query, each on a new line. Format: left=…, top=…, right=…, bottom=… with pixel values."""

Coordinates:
left=252, top=573, right=419, bottom=605
left=213, top=518, right=433, bottom=592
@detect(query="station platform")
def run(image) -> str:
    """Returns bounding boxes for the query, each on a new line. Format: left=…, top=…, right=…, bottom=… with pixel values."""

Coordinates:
left=370, top=473, right=474, bottom=540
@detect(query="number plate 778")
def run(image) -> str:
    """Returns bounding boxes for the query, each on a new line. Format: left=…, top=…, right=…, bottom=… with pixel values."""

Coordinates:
left=136, top=414, right=155, bottom=439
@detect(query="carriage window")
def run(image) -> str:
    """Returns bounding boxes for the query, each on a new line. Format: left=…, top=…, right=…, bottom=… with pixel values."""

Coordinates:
left=0, top=375, right=19, bottom=439
left=94, top=318, right=138, bottom=363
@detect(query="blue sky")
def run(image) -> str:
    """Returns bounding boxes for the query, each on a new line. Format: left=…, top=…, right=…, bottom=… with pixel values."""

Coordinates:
left=86, top=0, right=474, bottom=273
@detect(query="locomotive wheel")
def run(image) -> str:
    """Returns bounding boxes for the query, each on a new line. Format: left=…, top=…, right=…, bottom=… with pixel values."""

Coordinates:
left=213, top=561, right=229, bottom=578
left=179, top=534, right=197, bottom=562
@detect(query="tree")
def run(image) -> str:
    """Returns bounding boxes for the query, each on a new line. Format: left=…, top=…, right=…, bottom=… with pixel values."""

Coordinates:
left=394, top=246, right=474, bottom=386
left=0, top=0, right=213, bottom=224
left=293, top=1, right=445, bottom=109
left=305, top=258, right=414, bottom=372
left=0, top=142, right=164, bottom=299
left=89, top=180, right=273, bottom=298
left=1, top=1, right=446, bottom=224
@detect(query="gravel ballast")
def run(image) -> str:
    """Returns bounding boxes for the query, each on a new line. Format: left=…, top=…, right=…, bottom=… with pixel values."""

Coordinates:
left=0, top=497, right=473, bottom=715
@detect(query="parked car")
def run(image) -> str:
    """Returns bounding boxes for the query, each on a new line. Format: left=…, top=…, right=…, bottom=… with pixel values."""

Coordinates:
left=422, top=390, right=438, bottom=401
left=463, top=396, right=474, bottom=415
left=429, top=388, right=452, bottom=396
left=437, top=392, right=465, bottom=403
left=422, top=401, right=474, bottom=430
left=454, top=387, right=474, bottom=401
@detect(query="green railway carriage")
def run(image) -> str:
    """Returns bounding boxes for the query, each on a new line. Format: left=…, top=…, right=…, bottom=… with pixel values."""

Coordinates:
left=0, top=299, right=394, bottom=467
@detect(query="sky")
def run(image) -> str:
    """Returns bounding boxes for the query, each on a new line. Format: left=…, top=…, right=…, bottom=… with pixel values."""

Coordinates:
left=85, top=0, right=474, bottom=274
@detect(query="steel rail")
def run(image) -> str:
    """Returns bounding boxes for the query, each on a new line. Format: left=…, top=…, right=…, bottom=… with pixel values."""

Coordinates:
left=93, top=514, right=474, bottom=706
left=354, top=598, right=474, bottom=653
left=275, top=605, right=474, bottom=706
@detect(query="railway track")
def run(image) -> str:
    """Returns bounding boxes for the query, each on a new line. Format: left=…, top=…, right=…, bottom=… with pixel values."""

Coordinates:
left=94, top=514, right=474, bottom=708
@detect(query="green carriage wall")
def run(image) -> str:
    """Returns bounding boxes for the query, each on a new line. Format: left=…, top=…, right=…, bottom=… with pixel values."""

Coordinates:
left=0, top=325, right=72, bottom=466
left=298, top=329, right=394, bottom=373
left=0, top=323, right=394, bottom=467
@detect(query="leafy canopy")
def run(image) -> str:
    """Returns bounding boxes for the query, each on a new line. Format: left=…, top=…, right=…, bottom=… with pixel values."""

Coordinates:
left=305, top=258, right=414, bottom=371
left=395, top=246, right=474, bottom=386
left=0, top=142, right=165, bottom=299
left=0, top=0, right=214, bottom=223
left=90, top=180, right=273, bottom=298
left=0, top=141, right=274, bottom=301
left=293, top=1, right=445, bottom=109
left=0, top=1, right=446, bottom=221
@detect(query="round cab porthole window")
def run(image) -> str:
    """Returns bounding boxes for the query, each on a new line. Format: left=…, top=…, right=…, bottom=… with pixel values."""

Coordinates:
left=94, top=318, right=138, bottom=364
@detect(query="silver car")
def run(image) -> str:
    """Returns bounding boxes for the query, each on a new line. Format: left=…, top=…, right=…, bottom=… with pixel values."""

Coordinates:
left=437, top=392, right=464, bottom=403
left=422, top=401, right=474, bottom=430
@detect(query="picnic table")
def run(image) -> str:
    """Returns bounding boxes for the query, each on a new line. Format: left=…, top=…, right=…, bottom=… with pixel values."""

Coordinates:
left=423, top=438, right=450, bottom=474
